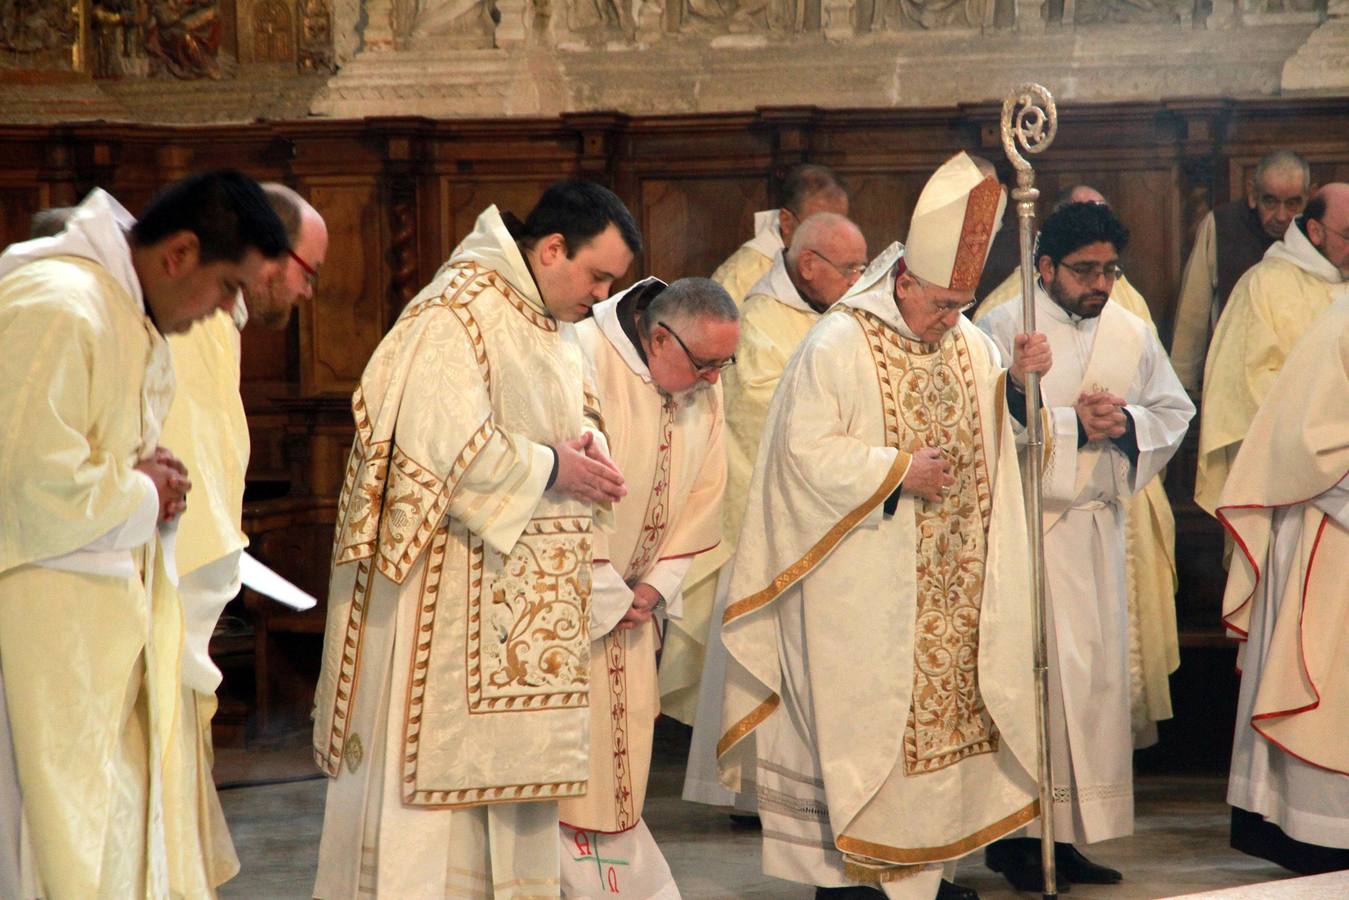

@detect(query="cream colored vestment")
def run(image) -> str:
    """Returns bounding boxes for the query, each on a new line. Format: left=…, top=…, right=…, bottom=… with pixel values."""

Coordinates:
left=977, top=267, right=1181, bottom=744
left=560, top=285, right=726, bottom=897
left=1219, top=296, right=1349, bottom=848
left=980, top=287, right=1193, bottom=843
left=679, top=253, right=820, bottom=808
left=0, top=190, right=188, bottom=899
left=708, top=209, right=782, bottom=308
left=312, top=206, right=608, bottom=899
left=1196, top=223, right=1346, bottom=516
left=718, top=247, right=1039, bottom=892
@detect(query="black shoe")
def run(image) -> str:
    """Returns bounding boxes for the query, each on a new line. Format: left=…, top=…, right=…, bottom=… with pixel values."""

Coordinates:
left=815, top=887, right=884, bottom=898
left=936, top=879, right=980, bottom=900
left=728, top=812, right=762, bottom=829
left=985, top=838, right=1071, bottom=893
left=1054, top=843, right=1122, bottom=884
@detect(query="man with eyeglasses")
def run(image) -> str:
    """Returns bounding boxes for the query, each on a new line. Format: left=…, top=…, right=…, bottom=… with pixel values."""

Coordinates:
left=710, top=163, right=850, bottom=306
left=1172, top=150, right=1312, bottom=394
left=978, top=202, right=1193, bottom=893
left=561, top=276, right=737, bottom=897
left=976, top=185, right=1184, bottom=757
left=716, top=153, right=1051, bottom=899
left=151, top=182, right=329, bottom=891
left=1196, top=183, right=1349, bottom=520
left=680, top=212, right=867, bottom=814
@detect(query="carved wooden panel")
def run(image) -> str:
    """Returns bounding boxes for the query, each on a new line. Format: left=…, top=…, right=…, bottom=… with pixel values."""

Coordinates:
left=638, top=177, right=769, bottom=283
left=0, top=187, right=43, bottom=248
left=440, top=178, right=557, bottom=265
left=841, top=171, right=932, bottom=261
left=299, top=178, right=385, bottom=395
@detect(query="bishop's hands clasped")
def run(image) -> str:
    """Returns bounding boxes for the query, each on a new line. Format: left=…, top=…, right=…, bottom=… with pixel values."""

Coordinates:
left=903, top=447, right=955, bottom=503
left=551, top=431, right=628, bottom=504
left=1008, top=331, right=1052, bottom=389
left=136, top=446, right=191, bottom=524
left=1075, top=390, right=1129, bottom=441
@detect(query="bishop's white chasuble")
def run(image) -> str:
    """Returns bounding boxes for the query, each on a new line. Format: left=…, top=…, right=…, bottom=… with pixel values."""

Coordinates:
left=718, top=249, right=1040, bottom=894
left=312, top=207, right=607, bottom=899
left=979, top=288, right=1193, bottom=843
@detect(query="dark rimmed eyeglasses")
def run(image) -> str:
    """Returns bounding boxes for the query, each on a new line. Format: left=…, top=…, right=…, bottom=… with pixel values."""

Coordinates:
left=657, top=320, right=735, bottom=373
left=289, top=249, right=320, bottom=287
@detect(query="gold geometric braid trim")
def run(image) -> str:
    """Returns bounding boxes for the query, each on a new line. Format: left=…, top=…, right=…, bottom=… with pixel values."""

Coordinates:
left=716, top=694, right=780, bottom=760
left=723, top=450, right=910, bottom=624
left=836, top=800, right=1039, bottom=865
left=404, top=778, right=588, bottom=810
left=842, top=857, right=925, bottom=885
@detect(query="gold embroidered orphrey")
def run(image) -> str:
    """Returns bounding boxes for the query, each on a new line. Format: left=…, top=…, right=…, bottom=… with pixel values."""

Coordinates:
left=850, top=309, right=998, bottom=775
left=603, top=399, right=676, bottom=829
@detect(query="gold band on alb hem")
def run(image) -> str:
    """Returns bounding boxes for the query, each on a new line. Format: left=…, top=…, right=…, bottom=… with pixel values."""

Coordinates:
left=835, top=800, right=1039, bottom=864
left=843, top=856, right=925, bottom=884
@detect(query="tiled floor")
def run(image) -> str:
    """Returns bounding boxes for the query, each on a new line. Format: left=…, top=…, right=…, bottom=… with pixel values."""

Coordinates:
left=216, top=728, right=1309, bottom=899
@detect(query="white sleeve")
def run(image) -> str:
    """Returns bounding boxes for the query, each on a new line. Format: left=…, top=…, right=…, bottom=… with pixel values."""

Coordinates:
left=591, top=561, right=635, bottom=638
left=638, top=555, right=696, bottom=620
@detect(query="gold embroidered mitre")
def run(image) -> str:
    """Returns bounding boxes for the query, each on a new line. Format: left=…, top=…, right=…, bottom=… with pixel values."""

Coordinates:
left=904, top=152, right=1007, bottom=292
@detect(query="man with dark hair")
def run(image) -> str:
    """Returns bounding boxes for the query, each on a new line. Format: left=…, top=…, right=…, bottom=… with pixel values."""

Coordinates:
left=975, top=186, right=1182, bottom=752
left=0, top=170, right=286, bottom=898
left=562, top=276, right=736, bottom=896
left=1196, top=182, right=1349, bottom=519
left=312, top=180, right=635, bottom=897
left=1172, top=149, right=1313, bottom=393
left=711, top=162, right=850, bottom=306
left=979, top=202, right=1192, bottom=892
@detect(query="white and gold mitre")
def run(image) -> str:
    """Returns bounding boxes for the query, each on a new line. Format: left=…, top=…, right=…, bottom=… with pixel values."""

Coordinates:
left=903, top=152, right=1007, bottom=292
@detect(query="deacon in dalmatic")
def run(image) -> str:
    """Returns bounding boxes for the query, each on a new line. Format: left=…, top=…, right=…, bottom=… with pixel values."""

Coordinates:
left=978, top=202, right=1193, bottom=891
left=661, top=165, right=854, bottom=728
left=1218, top=292, right=1349, bottom=875
left=560, top=276, right=737, bottom=897
left=311, top=181, right=637, bottom=899
left=682, top=212, right=868, bottom=813
left=717, top=153, right=1052, bottom=899
left=1196, top=183, right=1349, bottom=518
left=976, top=185, right=1182, bottom=749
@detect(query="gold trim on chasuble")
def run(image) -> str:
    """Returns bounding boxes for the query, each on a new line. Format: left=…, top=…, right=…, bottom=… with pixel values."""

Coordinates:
left=851, top=309, right=999, bottom=776
left=716, top=356, right=911, bottom=760
left=319, top=261, right=570, bottom=782
left=602, top=400, right=676, bottom=829
left=836, top=801, right=1039, bottom=866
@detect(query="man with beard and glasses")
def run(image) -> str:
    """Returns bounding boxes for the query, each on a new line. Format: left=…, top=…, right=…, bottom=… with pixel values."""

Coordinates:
left=978, top=202, right=1193, bottom=893
left=562, top=276, right=736, bottom=898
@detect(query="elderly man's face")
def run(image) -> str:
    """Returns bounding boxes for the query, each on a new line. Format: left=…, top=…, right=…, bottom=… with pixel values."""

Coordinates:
left=646, top=314, right=740, bottom=396
left=1249, top=169, right=1310, bottom=240
left=1307, top=191, right=1349, bottom=278
left=894, top=273, right=973, bottom=344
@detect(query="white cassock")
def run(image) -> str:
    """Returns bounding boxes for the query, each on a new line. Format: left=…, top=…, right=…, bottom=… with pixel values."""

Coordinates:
left=979, top=286, right=1193, bottom=843
left=1219, top=295, right=1349, bottom=850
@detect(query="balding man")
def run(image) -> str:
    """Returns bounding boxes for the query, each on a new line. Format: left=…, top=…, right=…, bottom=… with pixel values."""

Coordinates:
left=1196, top=183, right=1349, bottom=520
left=156, top=182, right=328, bottom=893
left=679, top=213, right=868, bottom=813
left=1171, top=150, right=1312, bottom=393
left=711, top=163, right=850, bottom=306
left=976, top=185, right=1180, bottom=749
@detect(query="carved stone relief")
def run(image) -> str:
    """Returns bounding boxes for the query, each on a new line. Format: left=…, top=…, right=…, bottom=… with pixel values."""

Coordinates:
left=860, top=0, right=987, bottom=31
left=143, top=1, right=224, bottom=79
left=1, top=0, right=78, bottom=66
left=251, top=0, right=296, bottom=63
left=677, top=0, right=813, bottom=34
left=1074, top=0, right=1195, bottom=25
left=413, top=0, right=495, bottom=47
left=298, top=0, right=335, bottom=70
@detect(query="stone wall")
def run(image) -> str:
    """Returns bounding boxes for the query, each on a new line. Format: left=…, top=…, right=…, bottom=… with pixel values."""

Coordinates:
left=0, top=1, right=1346, bottom=123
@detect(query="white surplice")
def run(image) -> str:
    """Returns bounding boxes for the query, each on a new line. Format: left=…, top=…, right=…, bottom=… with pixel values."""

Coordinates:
left=978, top=286, right=1193, bottom=843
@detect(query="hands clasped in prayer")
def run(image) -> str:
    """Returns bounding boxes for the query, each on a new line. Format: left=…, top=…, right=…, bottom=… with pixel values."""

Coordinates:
left=1076, top=390, right=1130, bottom=441
left=551, top=431, right=627, bottom=503
left=617, top=582, right=663, bottom=632
left=136, top=446, right=191, bottom=524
